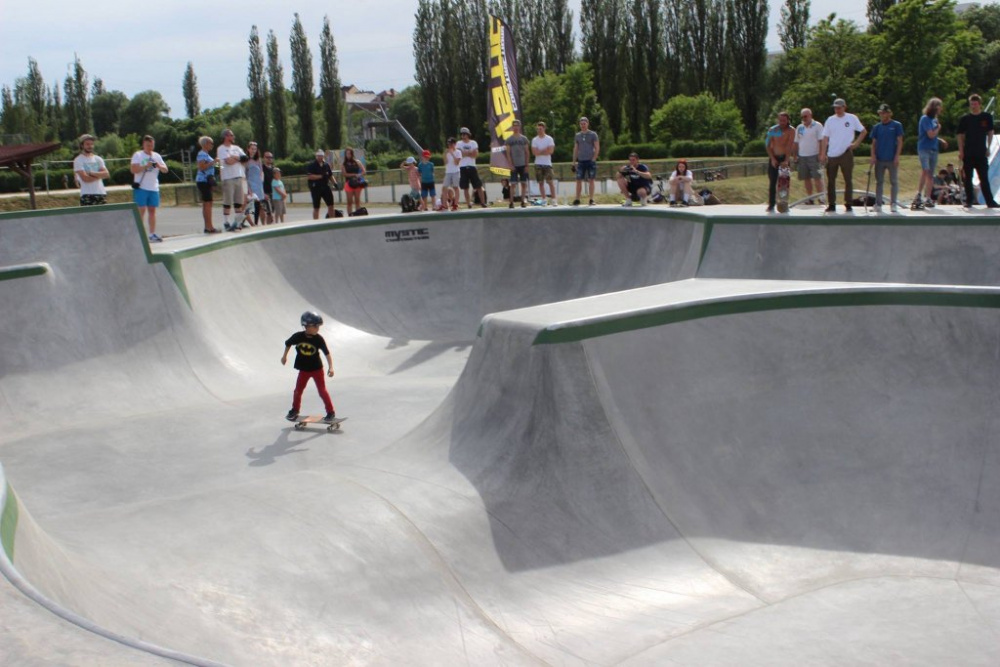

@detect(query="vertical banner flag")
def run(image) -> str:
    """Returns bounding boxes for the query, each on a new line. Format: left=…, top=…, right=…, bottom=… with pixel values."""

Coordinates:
left=488, top=16, right=522, bottom=176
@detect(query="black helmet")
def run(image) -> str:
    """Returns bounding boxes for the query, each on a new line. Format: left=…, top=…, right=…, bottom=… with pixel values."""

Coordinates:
left=300, top=311, right=324, bottom=326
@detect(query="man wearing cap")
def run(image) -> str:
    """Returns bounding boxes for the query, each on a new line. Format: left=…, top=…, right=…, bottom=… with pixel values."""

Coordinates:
left=457, top=127, right=486, bottom=208
left=957, top=93, right=1000, bottom=209
left=869, top=103, right=904, bottom=213
left=820, top=98, right=867, bottom=213
left=73, top=134, right=109, bottom=206
left=306, top=150, right=338, bottom=220
left=765, top=111, right=796, bottom=212
left=504, top=119, right=531, bottom=208
left=217, top=129, right=248, bottom=230
left=793, top=109, right=824, bottom=205
left=532, top=121, right=557, bottom=206
left=572, top=116, right=600, bottom=206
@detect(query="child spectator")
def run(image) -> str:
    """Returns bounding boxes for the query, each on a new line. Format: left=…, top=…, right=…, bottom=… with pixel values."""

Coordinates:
left=418, top=150, right=436, bottom=211
left=281, top=311, right=336, bottom=423
left=401, top=156, right=421, bottom=203
left=271, top=167, right=287, bottom=223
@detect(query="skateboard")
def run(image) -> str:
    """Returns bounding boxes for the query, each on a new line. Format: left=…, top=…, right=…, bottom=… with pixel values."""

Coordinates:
left=776, top=165, right=791, bottom=213
left=293, top=416, right=347, bottom=432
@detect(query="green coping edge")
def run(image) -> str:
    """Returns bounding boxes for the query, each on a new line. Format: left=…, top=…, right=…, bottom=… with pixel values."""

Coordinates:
left=533, top=290, right=1000, bottom=345
left=1, top=482, right=19, bottom=561
left=0, top=263, right=48, bottom=282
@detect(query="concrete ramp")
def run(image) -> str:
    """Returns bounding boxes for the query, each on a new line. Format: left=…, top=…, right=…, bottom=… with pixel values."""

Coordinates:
left=2, top=205, right=1000, bottom=665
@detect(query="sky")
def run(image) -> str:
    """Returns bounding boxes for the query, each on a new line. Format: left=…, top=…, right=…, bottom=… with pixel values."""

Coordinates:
left=0, top=0, right=869, bottom=120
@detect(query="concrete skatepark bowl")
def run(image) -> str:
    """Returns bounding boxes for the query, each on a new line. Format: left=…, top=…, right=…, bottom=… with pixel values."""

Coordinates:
left=1, top=203, right=999, bottom=665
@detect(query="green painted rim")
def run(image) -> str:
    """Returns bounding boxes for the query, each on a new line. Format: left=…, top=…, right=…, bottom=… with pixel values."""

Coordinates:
left=1, top=482, right=18, bottom=561
left=533, top=289, right=1000, bottom=345
left=0, top=263, right=48, bottom=282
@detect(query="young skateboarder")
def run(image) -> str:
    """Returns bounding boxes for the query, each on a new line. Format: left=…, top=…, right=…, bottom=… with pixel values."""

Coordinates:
left=282, top=311, right=336, bottom=422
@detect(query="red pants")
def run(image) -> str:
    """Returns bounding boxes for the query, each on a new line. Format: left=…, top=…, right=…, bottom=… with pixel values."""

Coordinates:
left=292, top=369, right=334, bottom=413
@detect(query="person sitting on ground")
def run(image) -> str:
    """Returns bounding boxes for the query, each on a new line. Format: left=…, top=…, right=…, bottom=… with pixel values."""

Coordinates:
left=668, top=160, right=695, bottom=206
left=616, top=152, right=653, bottom=207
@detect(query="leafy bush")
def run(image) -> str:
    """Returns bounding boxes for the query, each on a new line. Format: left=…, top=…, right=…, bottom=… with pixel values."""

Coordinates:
left=670, top=140, right=740, bottom=157
left=651, top=93, right=749, bottom=147
left=608, top=143, right=671, bottom=160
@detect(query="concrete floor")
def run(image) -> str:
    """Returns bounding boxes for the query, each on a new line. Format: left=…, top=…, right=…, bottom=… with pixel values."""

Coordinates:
left=1, top=204, right=999, bottom=665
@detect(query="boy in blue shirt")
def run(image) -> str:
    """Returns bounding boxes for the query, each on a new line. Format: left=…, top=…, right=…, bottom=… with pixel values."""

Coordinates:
left=869, top=104, right=904, bottom=213
left=417, top=149, right=436, bottom=211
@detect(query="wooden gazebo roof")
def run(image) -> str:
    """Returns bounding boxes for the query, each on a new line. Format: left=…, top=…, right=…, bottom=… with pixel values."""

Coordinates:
left=0, top=142, right=61, bottom=209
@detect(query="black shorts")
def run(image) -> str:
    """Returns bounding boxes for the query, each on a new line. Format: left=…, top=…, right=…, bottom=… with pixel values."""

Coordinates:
left=460, top=166, right=482, bottom=190
left=311, top=185, right=334, bottom=209
left=196, top=182, right=213, bottom=203
left=509, top=166, right=529, bottom=184
left=627, top=179, right=652, bottom=199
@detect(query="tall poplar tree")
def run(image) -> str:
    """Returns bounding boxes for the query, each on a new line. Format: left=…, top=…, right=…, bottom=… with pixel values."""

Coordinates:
left=414, top=0, right=442, bottom=143
left=247, top=26, right=269, bottom=148
left=546, top=0, right=575, bottom=73
left=289, top=13, right=316, bottom=148
left=319, top=16, right=344, bottom=149
left=727, top=0, right=769, bottom=133
left=779, top=0, right=810, bottom=50
left=183, top=62, right=200, bottom=118
left=63, top=55, right=91, bottom=139
left=266, top=30, right=289, bottom=156
left=867, top=0, right=897, bottom=33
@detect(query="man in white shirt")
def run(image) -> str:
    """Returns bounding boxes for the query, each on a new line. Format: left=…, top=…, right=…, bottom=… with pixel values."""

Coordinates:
left=793, top=108, right=824, bottom=205
left=130, top=135, right=168, bottom=242
left=531, top=121, right=557, bottom=206
left=820, top=98, right=867, bottom=213
left=73, top=133, right=109, bottom=206
left=217, top=128, right=247, bottom=229
left=456, top=127, right=486, bottom=208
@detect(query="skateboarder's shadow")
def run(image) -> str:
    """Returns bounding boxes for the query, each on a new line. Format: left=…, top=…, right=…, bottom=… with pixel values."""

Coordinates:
left=245, top=429, right=315, bottom=467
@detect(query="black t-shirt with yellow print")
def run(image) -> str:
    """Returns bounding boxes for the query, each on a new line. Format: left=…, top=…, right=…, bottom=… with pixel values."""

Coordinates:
left=284, top=331, right=330, bottom=371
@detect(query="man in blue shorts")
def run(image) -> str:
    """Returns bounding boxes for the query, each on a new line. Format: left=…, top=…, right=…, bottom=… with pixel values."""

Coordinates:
left=572, top=117, right=600, bottom=206
left=130, top=135, right=168, bottom=242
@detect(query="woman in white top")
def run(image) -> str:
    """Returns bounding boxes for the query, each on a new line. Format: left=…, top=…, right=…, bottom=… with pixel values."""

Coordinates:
left=668, top=160, right=694, bottom=206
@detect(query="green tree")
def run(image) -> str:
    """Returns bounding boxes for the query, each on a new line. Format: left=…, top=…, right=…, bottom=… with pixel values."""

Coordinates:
left=779, top=0, right=810, bottom=51
left=92, top=90, right=128, bottom=136
left=546, top=0, right=575, bottom=73
left=289, top=13, right=316, bottom=148
left=770, top=17, right=877, bottom=129
left=319, top=16, right=344, bottom=149
left=650, top=93, right=748, bottom=146
left=120, top=90, right=169, bottom=137
left=727, top=0, right=770, bottom=134
left=183, top=62, right=200, bottom=119
left=867, top=0, right=897, bottom=33
left=92, top=77, right=106, bottom=97
left=676, top=0, right=728, bottom=99
left=872, top=0, right=981, bottom=131
left=414, top=0, right=443, bottom=144
left=247, top=26, right=269, bottom=148
left=388, top=85, right=423, bottom=146
left=63, top=55, right=92, bottom=140
left=266, top=30, right=290, bottom=157
left=47, top=85, right=62, bottom=142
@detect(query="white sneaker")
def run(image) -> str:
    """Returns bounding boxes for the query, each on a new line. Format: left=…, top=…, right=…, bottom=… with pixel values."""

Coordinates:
left=640, top=199, right=648, bottom=207
left=873, top=205, right=882, bottom=214
left=890, top=203, right=898, bottom=213
left=548, top=199, right=558, bottom=207
left=621, top=200, right=632, bottom=207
